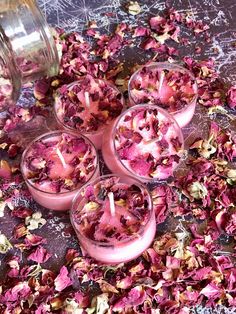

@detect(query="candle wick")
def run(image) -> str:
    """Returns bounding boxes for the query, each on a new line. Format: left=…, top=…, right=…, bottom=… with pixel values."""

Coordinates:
left=108, top=192, right=116, bottom=217
left=144, top=135, right=162, bottom=145
left=84, top=91, right=90, bottom=108
left=158, top=71, right=165, bottom=95
left=56, top=148, right=67, bottom=168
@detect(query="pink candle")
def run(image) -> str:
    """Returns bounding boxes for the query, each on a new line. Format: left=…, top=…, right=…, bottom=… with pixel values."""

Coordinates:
left=128, top=62, right=198, bottom=128
left=54, top=75, right=125, bottom=149
left=70, top=174, right=156, bottom=264
left=21, top=131, right=99, bottom=211
left=102, top=105, right=184, bottom=182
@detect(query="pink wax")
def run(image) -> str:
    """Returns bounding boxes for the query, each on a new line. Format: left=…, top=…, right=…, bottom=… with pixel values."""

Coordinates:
left=54, top=75, right=125, bottom=149
left=128, top=62, right=198, bottom=128
left=102, top=104, right=184, bottom=182
left=70, top=175, right=156, bottom=264
left=21, top=131, right=99, bottom=211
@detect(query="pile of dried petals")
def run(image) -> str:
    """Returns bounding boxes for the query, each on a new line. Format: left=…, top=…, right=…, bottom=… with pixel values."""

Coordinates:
left=0, top=2, right=235, bottom=313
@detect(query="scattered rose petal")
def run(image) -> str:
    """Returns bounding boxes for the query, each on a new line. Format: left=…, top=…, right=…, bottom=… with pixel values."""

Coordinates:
left=54, top=266, right=72, bottom=292
left=27, top=246, right=52, bottom=263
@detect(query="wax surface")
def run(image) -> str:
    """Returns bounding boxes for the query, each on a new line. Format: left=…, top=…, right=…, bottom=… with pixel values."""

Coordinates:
left=73, top=177, right=151, bottom=244
left=102, top=106, right=184, bottom=181
left=71, top=176, right=156, bottom=263
left=54, top=75, right=124, bottom=134
left=22, top=132, right=97, bottom=193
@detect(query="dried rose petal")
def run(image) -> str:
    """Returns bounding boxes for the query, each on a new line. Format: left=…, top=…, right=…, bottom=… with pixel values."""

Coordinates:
left=112, top=286, right=146, bottom=311
left=27, top=246, right=52, bottom=263
left=2, top=282, right=31, bottom=302
left=227, top=85, right=236, bottom=109
left=200, top=283, right=222, bottom=299
left=0, top=160, right=11, bottom=179
left=54, top=266, right=72, bottom=292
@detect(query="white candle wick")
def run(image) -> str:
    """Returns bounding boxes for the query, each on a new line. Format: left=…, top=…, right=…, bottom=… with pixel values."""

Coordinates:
left=158, top=71, right=165, bottom=95
left=144, top=134, right=162, bottom=145
left=84, top=91, right=90, bottom=108
left=56, top=148, right=67, bottom=168
left=108, top=192, right=116, bottom=217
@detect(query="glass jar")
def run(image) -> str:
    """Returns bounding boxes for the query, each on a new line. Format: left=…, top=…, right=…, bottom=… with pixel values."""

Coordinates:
left=0, top=0, right=59, bottom=110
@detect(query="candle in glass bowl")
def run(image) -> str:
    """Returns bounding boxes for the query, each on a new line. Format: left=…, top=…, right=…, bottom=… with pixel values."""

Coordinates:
left=54, top=75, right=125, bottom=149
left=70, top=174, right=156, bottom=264
left=102, top=104, right=184, bottom=182
left=128, top=62, right=198, bottom=128
left=21, top=131, right=99, bottom=211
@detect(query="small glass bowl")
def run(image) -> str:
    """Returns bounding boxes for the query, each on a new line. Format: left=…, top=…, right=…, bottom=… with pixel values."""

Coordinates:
left=128, top=62, right=198, bottom=128
left=102, top=104, right=184, bottom=183
left=70, top=174, right=156, bottom=264
left=54, top=77, right=125, bottom=149
left=21, top=130, right=99, bottom=211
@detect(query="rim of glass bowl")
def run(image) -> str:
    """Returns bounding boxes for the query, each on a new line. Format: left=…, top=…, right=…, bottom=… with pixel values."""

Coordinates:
left=70, top=173, right=154, bottom=247
left=20, top=130, right=99, bottom=196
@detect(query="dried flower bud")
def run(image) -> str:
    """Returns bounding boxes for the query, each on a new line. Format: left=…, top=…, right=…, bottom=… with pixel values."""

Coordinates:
left=63, top=299, right=81, bottom=313
left=0, top=233, right=12, bottom=254
left=25, top=211, right=46, bottom=230
left=187, top=181, right=208, bottom=199
left=84, top=201, right=99, bottom=211
left=50, top=297, right=63, bottom=310
left=127, top=1, right=141, bottom=15
left=200, top=140, right=217, bottom=159
left=226, top=168, right=236, bottom=185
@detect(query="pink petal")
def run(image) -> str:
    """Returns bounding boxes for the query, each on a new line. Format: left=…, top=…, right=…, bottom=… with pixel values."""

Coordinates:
left=54, top=266, right=72, bottom=292
left=27, top=246, right=52, bottom=263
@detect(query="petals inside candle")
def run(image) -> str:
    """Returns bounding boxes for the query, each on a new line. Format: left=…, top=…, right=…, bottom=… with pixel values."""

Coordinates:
left=55, top=147, right=67, bottom=168
left=84, top=91, right=90, bottom=108
left=108, top=192, right=116, bottom=217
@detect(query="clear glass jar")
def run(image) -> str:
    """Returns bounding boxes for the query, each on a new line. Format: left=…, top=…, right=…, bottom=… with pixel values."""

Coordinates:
left=0, top=0, right=59, bottom=110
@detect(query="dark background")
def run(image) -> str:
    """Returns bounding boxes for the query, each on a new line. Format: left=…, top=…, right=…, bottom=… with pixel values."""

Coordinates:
left=0, top=1, right=236, bottom=312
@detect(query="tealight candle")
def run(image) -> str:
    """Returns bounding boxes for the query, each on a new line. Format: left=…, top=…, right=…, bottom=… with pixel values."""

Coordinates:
left=21, top=131, right=99, bottom=211
left=70, top=174, right=156, bottom=264
left=54, top=75, right=125, bottom=149
left=128, top=62, right=198, bottom=128
left=102, top=104, right=184, bottom=182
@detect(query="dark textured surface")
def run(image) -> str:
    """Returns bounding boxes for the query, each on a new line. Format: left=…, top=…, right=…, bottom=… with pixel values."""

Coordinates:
left=0, top=1, right=236, bottom=312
